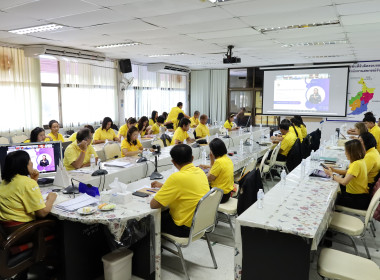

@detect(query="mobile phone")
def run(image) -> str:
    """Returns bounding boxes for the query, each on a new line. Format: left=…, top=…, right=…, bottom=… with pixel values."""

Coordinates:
left=132, top=191, right=149, bottom=198
left=320, top=163, right=328, bottom=169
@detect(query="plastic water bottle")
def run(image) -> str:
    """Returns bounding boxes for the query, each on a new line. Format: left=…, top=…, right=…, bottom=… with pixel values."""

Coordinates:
left=250, top=125, right=253, bottom=133
left=183, top=139, right=187, bottom=145
left=281, top=169, right=287, bottom=187
left=138, top=134, right=142, bottom=141
left=215, top=133, right=219, bottom=138
left=201, top=148, right=207, bottom=165
left=257, top=189, right=264, bottom=209
left=206, top=135, right=210, bottom=143
left=90, top=154, right=96, bottom=170
left=301, top=159, right=306, bottom=178
left=240, top=139, right=244, bottom=154
left=239, top=127, right=242, bottom=136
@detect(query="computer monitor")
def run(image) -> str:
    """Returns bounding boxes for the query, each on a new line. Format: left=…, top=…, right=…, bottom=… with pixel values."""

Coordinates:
left=0, top=141, right=62, bottom=177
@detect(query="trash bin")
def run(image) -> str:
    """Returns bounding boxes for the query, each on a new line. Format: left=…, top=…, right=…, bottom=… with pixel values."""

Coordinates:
left=102, top=248, right=133, bottom=280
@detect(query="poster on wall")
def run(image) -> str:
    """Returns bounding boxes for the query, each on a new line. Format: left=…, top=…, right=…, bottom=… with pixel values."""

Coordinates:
left=328, top=61, right=380, bottom=121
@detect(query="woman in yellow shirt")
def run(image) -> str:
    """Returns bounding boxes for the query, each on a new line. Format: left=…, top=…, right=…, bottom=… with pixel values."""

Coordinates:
left=324, top=139, right=370, bottom=210
left=47, top=120, right=64, bottom=142
left=118, top=117, right=137, bottom=140
left=93, top=117, right=119, bottom=144
left=151, top=116, right=166, bottom=134
left=149, top=110, right=158, bottom=126
left=290, top=117, right=303, bottom=142
left=25, top=127, right=53, bottom=143
left=359, top=132, right=380, bottom=186
left=0, top=150, right=57, bottom=234
left=294, top=115, right=307, bottom=138
left=224, top=114, right=239, bottom=131
left=136, top=116, right=149, bottom=137
left=173, top=113, right=184, bottom=130
left=121, top=126, right=143, bottom=157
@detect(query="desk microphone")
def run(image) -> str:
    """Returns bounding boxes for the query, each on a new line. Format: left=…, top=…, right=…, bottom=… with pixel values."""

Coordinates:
left=92, top=160, right=108, bottom=176
left=150, top=145, right=163, bottom=180
left=62, top=178, right=81, bottom=194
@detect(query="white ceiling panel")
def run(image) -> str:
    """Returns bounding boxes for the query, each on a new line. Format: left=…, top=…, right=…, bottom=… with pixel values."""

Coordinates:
left=27, top=28, right=99, bottom=41
left=111, top=29, right=180, bottom=41
left=341, top=12, right=380, bottom=25
left=84, top=19, right=159, bottom=35
left=186, top=28, right=260, bottom=40
left=332, top=0, right=370, bottom=4
left=0, top=11, right=43, bottom=30
left=168, top=18, right=249, bottom=34
left=82, top=0, right=142, bottom=7
left=0, top=0, right=39, bottom=10
left=263, top=26, right=345, bottom=40
left=344, top=22, right=380, bottom=32
left=336, top=1, right=380, bottom=15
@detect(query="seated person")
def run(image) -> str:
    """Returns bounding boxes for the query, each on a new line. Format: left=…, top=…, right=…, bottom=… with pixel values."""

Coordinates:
left=324, top=139, right=370, bottom=210
left=121, top=126, right=143, bottom=157
left=189, top=111, right=200, bottom=128
left=171, top=118, right=195, bottom=145
left=172, top=113, right=184, bottom=131
left=275, top=123, right=297, bottom=161
left=195, top=114, right=210, bottom=139
left=149, top=110, right=158, bottom=126
left=224, top=114, right=239, bottom=131
left=68, top=125, right=95, bottom=143
left=271, top=119, right=291, bottom=143
left=294, top=115, right=307, bottom=138
left=151, top=116, right=166, bottom=135
left=24, top=127, right=52, bottom=143
left=47, top=120, right=64, bottom=142
left=136, top=116, right=149, bottom=137
left=63, top=128, right=98, bottom=171
left=150, top=144, right=209, bottom=237
left=199, top=138, right=234, bottom=203
left=93, top=117, right=119, bottom=144
left=236, top=107, right=246, bottom=126
left=360, top=132, right=380, bottom=187
left=0, top=150, right=57, bottom=235
left=347, top=122, right=368, bottom=137
left=118, top=117, right=137, bottom=141
left=363, top=113, right=380, bottom=152
left=290, top=117, right=303, bottom=142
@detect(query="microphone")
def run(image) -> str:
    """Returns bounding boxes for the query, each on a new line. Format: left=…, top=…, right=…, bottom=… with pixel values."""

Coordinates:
left=62, top=178, right=81, bottom=194
left=150, top=145, right=163, bottom=180
left=92, top=159, right=108, bottom=176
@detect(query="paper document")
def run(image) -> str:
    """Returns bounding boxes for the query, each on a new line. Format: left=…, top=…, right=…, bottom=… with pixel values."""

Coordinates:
left=54, top=193, right=98, bottom=212
left=104, top=161, right=133, bottom=168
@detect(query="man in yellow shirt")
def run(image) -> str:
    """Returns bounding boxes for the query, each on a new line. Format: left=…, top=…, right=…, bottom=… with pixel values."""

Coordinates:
left=277, top=123, right=297, bottom=161
left=360, top=132, right=380, bottom=184
left=171, top=118, right=195, bottom=145
left=195, top=114, right=210, bottom=139
left=189, top=111, right=200, bottom=128
left=363, top=114, right=380, bottom=152
left=150, top=144, right=209, bottom=237
left=164, top=102, right=190, bottom=129
left=117, top=117, right=137, bottom=140
left=64, top=128, right=98, bottom=171
left=68, top=125, right=95, bottom=143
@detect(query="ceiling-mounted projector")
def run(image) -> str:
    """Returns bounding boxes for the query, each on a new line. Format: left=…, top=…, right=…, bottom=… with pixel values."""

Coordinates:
left=223, top=45, right=241, bottom=64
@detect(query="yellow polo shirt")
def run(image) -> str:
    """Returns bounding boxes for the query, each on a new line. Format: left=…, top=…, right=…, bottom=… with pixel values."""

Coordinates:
left=0, top=175, right=45, bottom=222
left=151, top=123, right=162, bottom=134
left=300, top=125, right=307, bottom=138
left=171, top=128, right=189, bottom=145
left=289, top=125, right=303, bottom=142
left=154, top=163, right=209, bottom=227
left=118, top=124, right=129, bottom=139
left=68, top=132, right=93, bottom=144
left=195, top=123, right=210, bottom=138
left=190, top=117, right=199, bottom=128
left=149, top=119, right=155, bottom=126
left=280, top=132, right=297, bottom=156
left=135, top=124, right=147, bottom=137
left=24, top=139, right=30, bottom=143
left=47, top=132, right=64, bottom=142
left=363, top=147, right=380, bottom=184
left=224, top=120, right=233, bottom=129
left=166, top=106, right=185, bottom=123
left=121, top=139, right=142, bottom=157
left=94, top=127, right=116, bottom=141
left=63, top=141, right=98, bottom=171
left=210, top=155, right=234, bottom=194
left=346, top=159, right=368, bottom=194
left=369, top=124, right=380, bottom=152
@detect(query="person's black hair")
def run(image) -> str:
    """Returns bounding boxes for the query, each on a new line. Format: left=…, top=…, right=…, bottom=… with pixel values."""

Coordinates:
left=127, top=117, right=137, bottom=125
left=294, top=115, right=305, bottom=127
left=363, top=114, right=376, bottom=123
left=229, top=113, right=235, bottom=119
left=179, top=117, right=191, bottom=128
left=151, top=110, right=158, bottom=123
left=48, top=119, right=59, bottom=129
left=138, top=116, right=148, bottom=131
left=194, top=110, right=200, bottom=115
left=1, top=150, right=30, bottom=183
left=177, top=102, right=183, bottom=107
left=102, top=117, right=113, bottom=130
left=170, top=144, right=192, bottom=165
left=162, top=112, right=168, bottom=119
left=127, top=126, right=139, bottom=145
left=290, top=117, right=301, bottom=127
left=360, top=132, right=377, bottom=151
left=30, top=127, right=45, bottom=142
left=209, top=138, right=227, bottom=158
left=279, top=123, right=290, bottom=131
left=177, top=112, right=184, bottom=121
left=280, top=119, right=291, bottom=125
left=84, top=125, right=95, bottom=134
left=364, top=112, right=374, bottom=118
left=157, top=116, right=165, bottom=124
left=76, top=128, right=91, bottom=142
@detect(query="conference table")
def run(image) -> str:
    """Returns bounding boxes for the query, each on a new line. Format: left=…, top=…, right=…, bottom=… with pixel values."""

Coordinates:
left=234, top=145, right=344, bottom=280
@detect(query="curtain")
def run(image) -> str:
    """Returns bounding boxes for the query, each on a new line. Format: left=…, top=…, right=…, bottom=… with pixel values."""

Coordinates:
left=210, top=69, right=228, bottom=123
left=0, top=47, right=41, bottom=134
left=60, top=59, right=117, bottom=126
left=190, top=70, right=210, bottom=117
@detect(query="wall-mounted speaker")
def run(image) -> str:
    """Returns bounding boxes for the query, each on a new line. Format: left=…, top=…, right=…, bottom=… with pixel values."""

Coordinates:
left=119, top=59, right=132, bottom=73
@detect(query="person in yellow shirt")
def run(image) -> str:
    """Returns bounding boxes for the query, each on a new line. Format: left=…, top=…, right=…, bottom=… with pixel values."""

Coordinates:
left=164, top=102, right=190, bottom=129
left=47, top=120, right=64, bottom=142
left=359, top=132, right=380, bottom=186
left=173, top=113, right=184, bottom=130
left=150, top=144, right=209, bottom=237
left=199, top=138, right=234, bottom=203
left=68, top=125, right=95, bottom=143
left=189, top=111, right=200, bottom=128
left=63, top=128, right=98, bottom=171
left=171, top=118, right=195, bottom=145
left=324, top=139, right=370, bottom=210
left=0, top=150, right=57, bottom=234
left=294, top=115, right=307, bottom=138
left=118, top=117, right=137, bottom=140
left=24, top=127, right=52, bottom=143
left=136, top=116, right=149, bottom=137
left=93, top=117, right=119, bottom=144
left=149, top=110, right=158, bottom=126
left=195, top=114, right=210, bottom=139
left=363, top=113, right=380, bottom=152
left=150, top=116, right=166, bottom=135
left=121, top=126, right=143, bottom=157
left=224, top=114, right=239, bottom=131
left=290, top=118, right=303, bottom=142
left=276, top=123, right=297, bottom=161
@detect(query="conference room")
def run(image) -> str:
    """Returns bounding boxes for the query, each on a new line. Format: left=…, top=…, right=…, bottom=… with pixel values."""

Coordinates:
left=1, top=0, right=380, bottom=279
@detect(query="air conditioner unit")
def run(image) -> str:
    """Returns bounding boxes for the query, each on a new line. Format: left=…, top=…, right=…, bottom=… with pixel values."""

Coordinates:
left=23, top=45, right=106, bottom=61
left=147, top=63, right=190, bottom=74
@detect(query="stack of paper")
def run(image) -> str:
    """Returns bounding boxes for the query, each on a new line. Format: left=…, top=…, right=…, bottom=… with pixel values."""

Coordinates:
left=55, top=193, right=98, bottom=212
left=104, top=161, right=133, bottom=168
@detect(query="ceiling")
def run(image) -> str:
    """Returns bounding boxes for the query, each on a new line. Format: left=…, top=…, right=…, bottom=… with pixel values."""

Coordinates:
left=0, top=0, right=379, bottom=69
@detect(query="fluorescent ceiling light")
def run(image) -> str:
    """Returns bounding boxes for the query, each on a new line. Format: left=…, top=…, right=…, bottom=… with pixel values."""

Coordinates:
left=9, top=24, right=63, bottom=35
left=259, top=20, right=340, bottom=33
left=148, top=53, right=191, bottom=57
left=304, top=54, right=351, bottom=58
left=208, top=0, right=230, bottom=3
left=282, top=40, right=348, bottom=48
left=95, top=42, right=141, bottom=49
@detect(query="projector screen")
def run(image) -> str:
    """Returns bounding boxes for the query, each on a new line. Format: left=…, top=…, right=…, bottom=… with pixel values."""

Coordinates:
left=263, top=67, right=349, bottom=117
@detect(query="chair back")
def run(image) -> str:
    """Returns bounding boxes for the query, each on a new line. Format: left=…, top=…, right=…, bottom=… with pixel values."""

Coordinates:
left=103, top=142, right=121, bottom=160
left=0, top=137, right=10, bottom=144
left=365, top=187, right=380, bottom=227
left=259, top=149, right=271, bottom=176
left=240, top=156, right=257, bottom=179
left=268, top=143, right=281, bottom=167
left=152, top=139, right=164, bottom=149
left=11, top=135, right=28, bottom=144
left=189, top=188, right=223, bottom=243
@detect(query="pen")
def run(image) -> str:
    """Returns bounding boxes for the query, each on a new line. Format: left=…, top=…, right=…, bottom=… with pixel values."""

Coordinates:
left=146, top=189, right=157, bottom=193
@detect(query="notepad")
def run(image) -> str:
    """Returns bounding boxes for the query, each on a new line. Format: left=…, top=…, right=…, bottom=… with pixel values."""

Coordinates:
left=55, top=193, right=98, bottom=212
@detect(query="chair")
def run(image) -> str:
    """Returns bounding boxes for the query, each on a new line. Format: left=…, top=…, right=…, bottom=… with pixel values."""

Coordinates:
left=217, top=197, right=238, bottom=238
left=258, top=150, right=272, bottom=182
left=328, top=187, right=380, bottom=259
left=318, top=248, right=380, bottom=280
left=161, top=188, right=223, bottom=280
left=0, top=137, right=10, bottom=144
left=11, top=135, right=28, bottom=144
left=235, top=156, right=257, bottom=183
left=0, top=220, right=55, bottom=279
left=261, top=143, right=281, bottom=180
left=103, top=142, right=121, bottom=160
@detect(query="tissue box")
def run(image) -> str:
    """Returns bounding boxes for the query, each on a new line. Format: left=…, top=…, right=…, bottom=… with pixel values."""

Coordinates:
left=110, top=191, right=133, bottom=205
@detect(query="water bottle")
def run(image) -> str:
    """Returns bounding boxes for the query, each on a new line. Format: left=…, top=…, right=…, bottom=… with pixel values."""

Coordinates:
left=240, top=139, right=244, bottom=153
left=281, top=169, right=287, bottom=187
left=215, top=133, right=219, bottom=138
left=301, top=159, right=306, bottom=178
left=90, top=154, right=96, bottom=170
left=260, top=123, right=262, bottom=130
left=201, top=148, right=207, bottom=165
left=250, top=125, right=253, bottom=133
left=138, top=134, right=142, bottom=141
left=239, top=127, right=242, bottom=136
left=183, top=139, right=187, bottom=144
left=206, top=135, right=210, bottom=143
left=257, top=189, right=264, bottom=209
